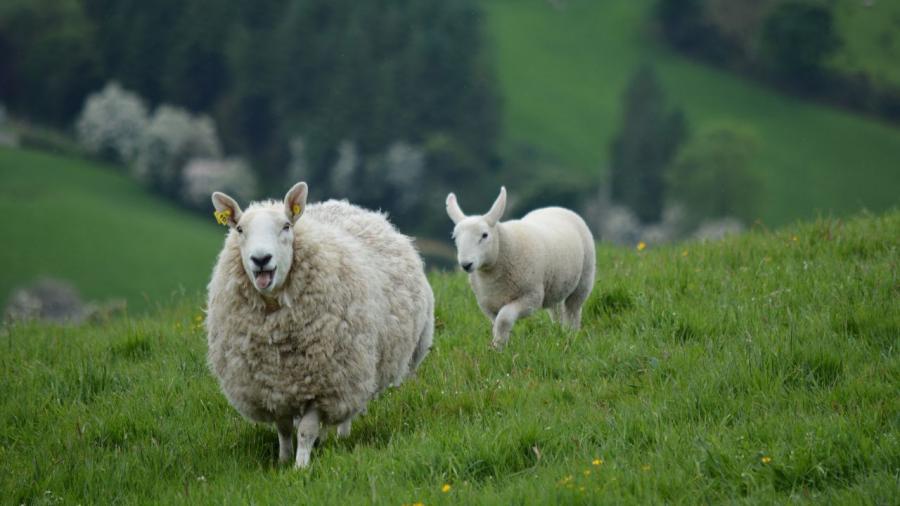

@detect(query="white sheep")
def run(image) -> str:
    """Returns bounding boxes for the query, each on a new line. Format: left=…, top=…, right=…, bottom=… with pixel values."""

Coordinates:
left=206, top=182, right=434, bottom=468
left=446, top=187, right=595, bottom=350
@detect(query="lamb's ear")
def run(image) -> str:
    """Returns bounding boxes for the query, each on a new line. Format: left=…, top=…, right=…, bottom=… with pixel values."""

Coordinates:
left=211, top=192, right=242, bottom=228
left=446, top=193, right=466, bottom=224
left=284, top=182, right=308, bottom=223
left=484, top=186, right=507, bottom=226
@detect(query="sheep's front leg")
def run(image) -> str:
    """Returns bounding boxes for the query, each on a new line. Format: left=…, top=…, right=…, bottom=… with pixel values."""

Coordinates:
left=276, top=418, right=294, bottom=464
left=295, top=407, right=321, bottom=469
left=492, top=297, right=538, bottom=350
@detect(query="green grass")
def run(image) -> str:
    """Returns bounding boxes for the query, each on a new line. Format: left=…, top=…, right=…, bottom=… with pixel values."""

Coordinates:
left=485, top=0, right=900, bottom=226
left=2, top=210, right=897, bottom=503
left=0, top=147, right=223, bottom=312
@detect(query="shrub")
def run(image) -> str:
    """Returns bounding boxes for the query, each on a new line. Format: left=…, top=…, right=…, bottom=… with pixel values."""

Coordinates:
left=75, top=82, right=148, bottom=164
left=181, top=157, right=257, bottom=209
left=666, top=124, right=761, bottom=227
left=133, top=106, right=221, bottom=198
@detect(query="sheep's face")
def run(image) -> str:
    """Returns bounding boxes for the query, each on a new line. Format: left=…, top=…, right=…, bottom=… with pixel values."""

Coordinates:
left=212, top=183, right=308, bottom=296
left=446, top=187, right=506, bottom=273
left=234, top=208, right=295, bottom=294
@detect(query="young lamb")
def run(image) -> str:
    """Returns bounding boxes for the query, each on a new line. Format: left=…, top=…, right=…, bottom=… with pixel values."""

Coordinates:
left=206, top=182, right=434, bottom=468
left=446, top=187, right=595, bottom=350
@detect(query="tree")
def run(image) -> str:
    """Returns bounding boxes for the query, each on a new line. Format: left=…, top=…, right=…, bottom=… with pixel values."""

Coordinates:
left=666, top=124, right=761, bottom=227
left=610, top=65, right=687, bottom=223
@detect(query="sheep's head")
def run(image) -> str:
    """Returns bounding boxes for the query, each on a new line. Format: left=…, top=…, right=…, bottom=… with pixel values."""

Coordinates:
left=446, top=186, right=506, bottom=273
left=211, top=182, right=308, bottom=295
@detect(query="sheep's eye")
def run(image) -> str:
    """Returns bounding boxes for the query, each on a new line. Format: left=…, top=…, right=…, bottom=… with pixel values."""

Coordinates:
left=283, top=223, right=291, bottom=231
left=236, top=226, right=243, bottom=234
left=481, top=232, right=488, bottom=239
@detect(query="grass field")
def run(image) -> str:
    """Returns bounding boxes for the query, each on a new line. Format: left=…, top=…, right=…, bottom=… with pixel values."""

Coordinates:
left=2, top=210, right=897, bottom=503
left=485, top=0, right=900, bottom=226
left=0, top=147, right=223, bottom=312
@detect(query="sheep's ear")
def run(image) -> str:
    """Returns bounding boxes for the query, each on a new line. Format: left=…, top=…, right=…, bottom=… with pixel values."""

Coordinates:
left=484, top=186, right=506, bottom=226
left=284, top=182, right=308, bottom=223
left=211, top=192, right=242, bottom=228
left=446, top=193, right=466, bottom=224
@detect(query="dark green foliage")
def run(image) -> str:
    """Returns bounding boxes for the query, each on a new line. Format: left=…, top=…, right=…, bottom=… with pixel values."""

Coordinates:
left=1, top=0, right=500, bottom=225
left=610, top=65, right=687, bottom=223
left=666, top=124, right=762, bottom=227
left=0, top=0, right=102, bottom=124
left=760, top=1, right=842, bottom=90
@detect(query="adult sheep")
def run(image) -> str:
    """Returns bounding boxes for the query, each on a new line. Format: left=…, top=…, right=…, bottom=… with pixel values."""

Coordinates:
left=446, top=187, right=595, bottom=350
left=206, top=182, right=434, bottom=468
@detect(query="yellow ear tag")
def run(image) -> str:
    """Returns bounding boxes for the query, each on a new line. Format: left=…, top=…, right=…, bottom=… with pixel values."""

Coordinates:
left=214, top=209, right=232, bottom=226
left=292, top=204, right=302, bottom=217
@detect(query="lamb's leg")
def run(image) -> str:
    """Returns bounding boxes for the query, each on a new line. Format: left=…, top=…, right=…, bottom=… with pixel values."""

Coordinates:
left=564, top=274, right=594, bottom=330
left=295, top=407, right=321, bottom=469
left=276, top=418, right=294, bottom=464
left=492, top=297, right=538, bottom=350
left=548, top=303, right=564, bottom=324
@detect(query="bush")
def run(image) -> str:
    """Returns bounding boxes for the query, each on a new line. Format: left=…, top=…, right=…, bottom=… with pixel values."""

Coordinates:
left=133, top=106, right=221, bottom=198
left=75, top=82, right=148, bottom=164
left=181, top=157, right=257, bottom=209
left=666, top=124, right=761, bottom=227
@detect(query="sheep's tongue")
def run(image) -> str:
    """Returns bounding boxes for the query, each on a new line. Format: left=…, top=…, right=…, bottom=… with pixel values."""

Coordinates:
left=256, top=271, right=273, bottom=289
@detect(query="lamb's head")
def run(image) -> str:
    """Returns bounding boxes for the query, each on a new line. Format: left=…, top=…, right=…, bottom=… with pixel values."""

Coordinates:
left=445, top=186, right=506, bottom=273
left=211, top=182, right=308, bottom=295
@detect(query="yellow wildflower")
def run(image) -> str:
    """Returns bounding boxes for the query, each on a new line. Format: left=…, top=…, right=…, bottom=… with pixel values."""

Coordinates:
left=681, top=250, right=688, bottom=257
left=637, top=241, right=647, bottom=251
left=292, top=204, right=302, bottom=216
left=214, top=209, right=231, bottom=226
left=412, top=503, right=424, bottom=506
left=761, top=456, right=772, bottom=464
left=441, top=484, right=451, bottom=493
left=592, top=458, right=603, bottom=466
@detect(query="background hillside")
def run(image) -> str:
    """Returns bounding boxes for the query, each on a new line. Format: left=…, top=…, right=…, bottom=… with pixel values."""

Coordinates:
left=2, top=211, right=897, bottom=503
left=486, top=0, right=900, bottom=226
left=0, top=147, right=222, bottom=312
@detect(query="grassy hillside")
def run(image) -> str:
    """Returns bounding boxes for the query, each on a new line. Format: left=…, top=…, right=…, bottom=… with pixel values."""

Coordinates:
left=0, top=147, right=223, bottom=312
left=2, top=211, right=897, bottom=503
left=485, top=0, right=900, bottom=226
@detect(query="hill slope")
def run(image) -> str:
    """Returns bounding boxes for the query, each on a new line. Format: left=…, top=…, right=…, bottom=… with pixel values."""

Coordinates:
left=0, top=147, right=223, bottom=312
left=486, top=0, right=900, bottom=226
left=2, top=210, right=897, bottom=503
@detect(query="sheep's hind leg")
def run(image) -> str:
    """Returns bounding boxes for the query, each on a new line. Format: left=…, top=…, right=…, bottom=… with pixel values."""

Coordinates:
left=276, top=418, right=294, bottom=464
left=295, top=407, right=321, bottom=469
left=563, top=284, right=591, bottom=330
left=336, top=416, right=353, bottom=439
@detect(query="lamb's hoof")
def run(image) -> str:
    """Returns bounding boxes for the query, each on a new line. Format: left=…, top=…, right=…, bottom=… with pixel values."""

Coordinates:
left=490, top=339, right=506, bottom=351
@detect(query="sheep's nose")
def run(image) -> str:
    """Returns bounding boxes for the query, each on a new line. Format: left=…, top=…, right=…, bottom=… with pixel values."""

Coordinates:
left=461, top=262, right=473, bottom=273
left=251, top=254, right=272, bottom=268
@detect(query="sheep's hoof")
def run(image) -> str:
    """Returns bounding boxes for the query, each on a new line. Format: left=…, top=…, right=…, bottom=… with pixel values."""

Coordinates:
left=295, top=451, right=311, bottom=469
left=337, top=420, right=352, bottom=439
left=490, top=338, right=507, bottom=351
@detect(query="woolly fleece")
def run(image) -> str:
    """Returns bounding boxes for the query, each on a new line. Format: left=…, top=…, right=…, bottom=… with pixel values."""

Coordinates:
left=206, top=199, right=434, bottom=428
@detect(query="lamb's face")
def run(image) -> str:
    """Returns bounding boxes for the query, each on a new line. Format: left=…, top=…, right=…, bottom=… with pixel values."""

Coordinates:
left=452, top=218, right=499, bottom=272
left=234, top=208, right=295, bottom=294
left=446, top=186, right=507, bottom=273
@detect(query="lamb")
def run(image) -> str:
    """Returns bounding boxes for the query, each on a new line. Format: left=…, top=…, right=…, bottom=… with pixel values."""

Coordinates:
left=206, top=182, right=434, bottom=468
left=446, top=186, right=595, bottom=350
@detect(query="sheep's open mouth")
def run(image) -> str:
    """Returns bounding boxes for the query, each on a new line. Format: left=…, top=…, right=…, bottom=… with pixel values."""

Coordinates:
left=254, top=268, right=276, bottom=290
